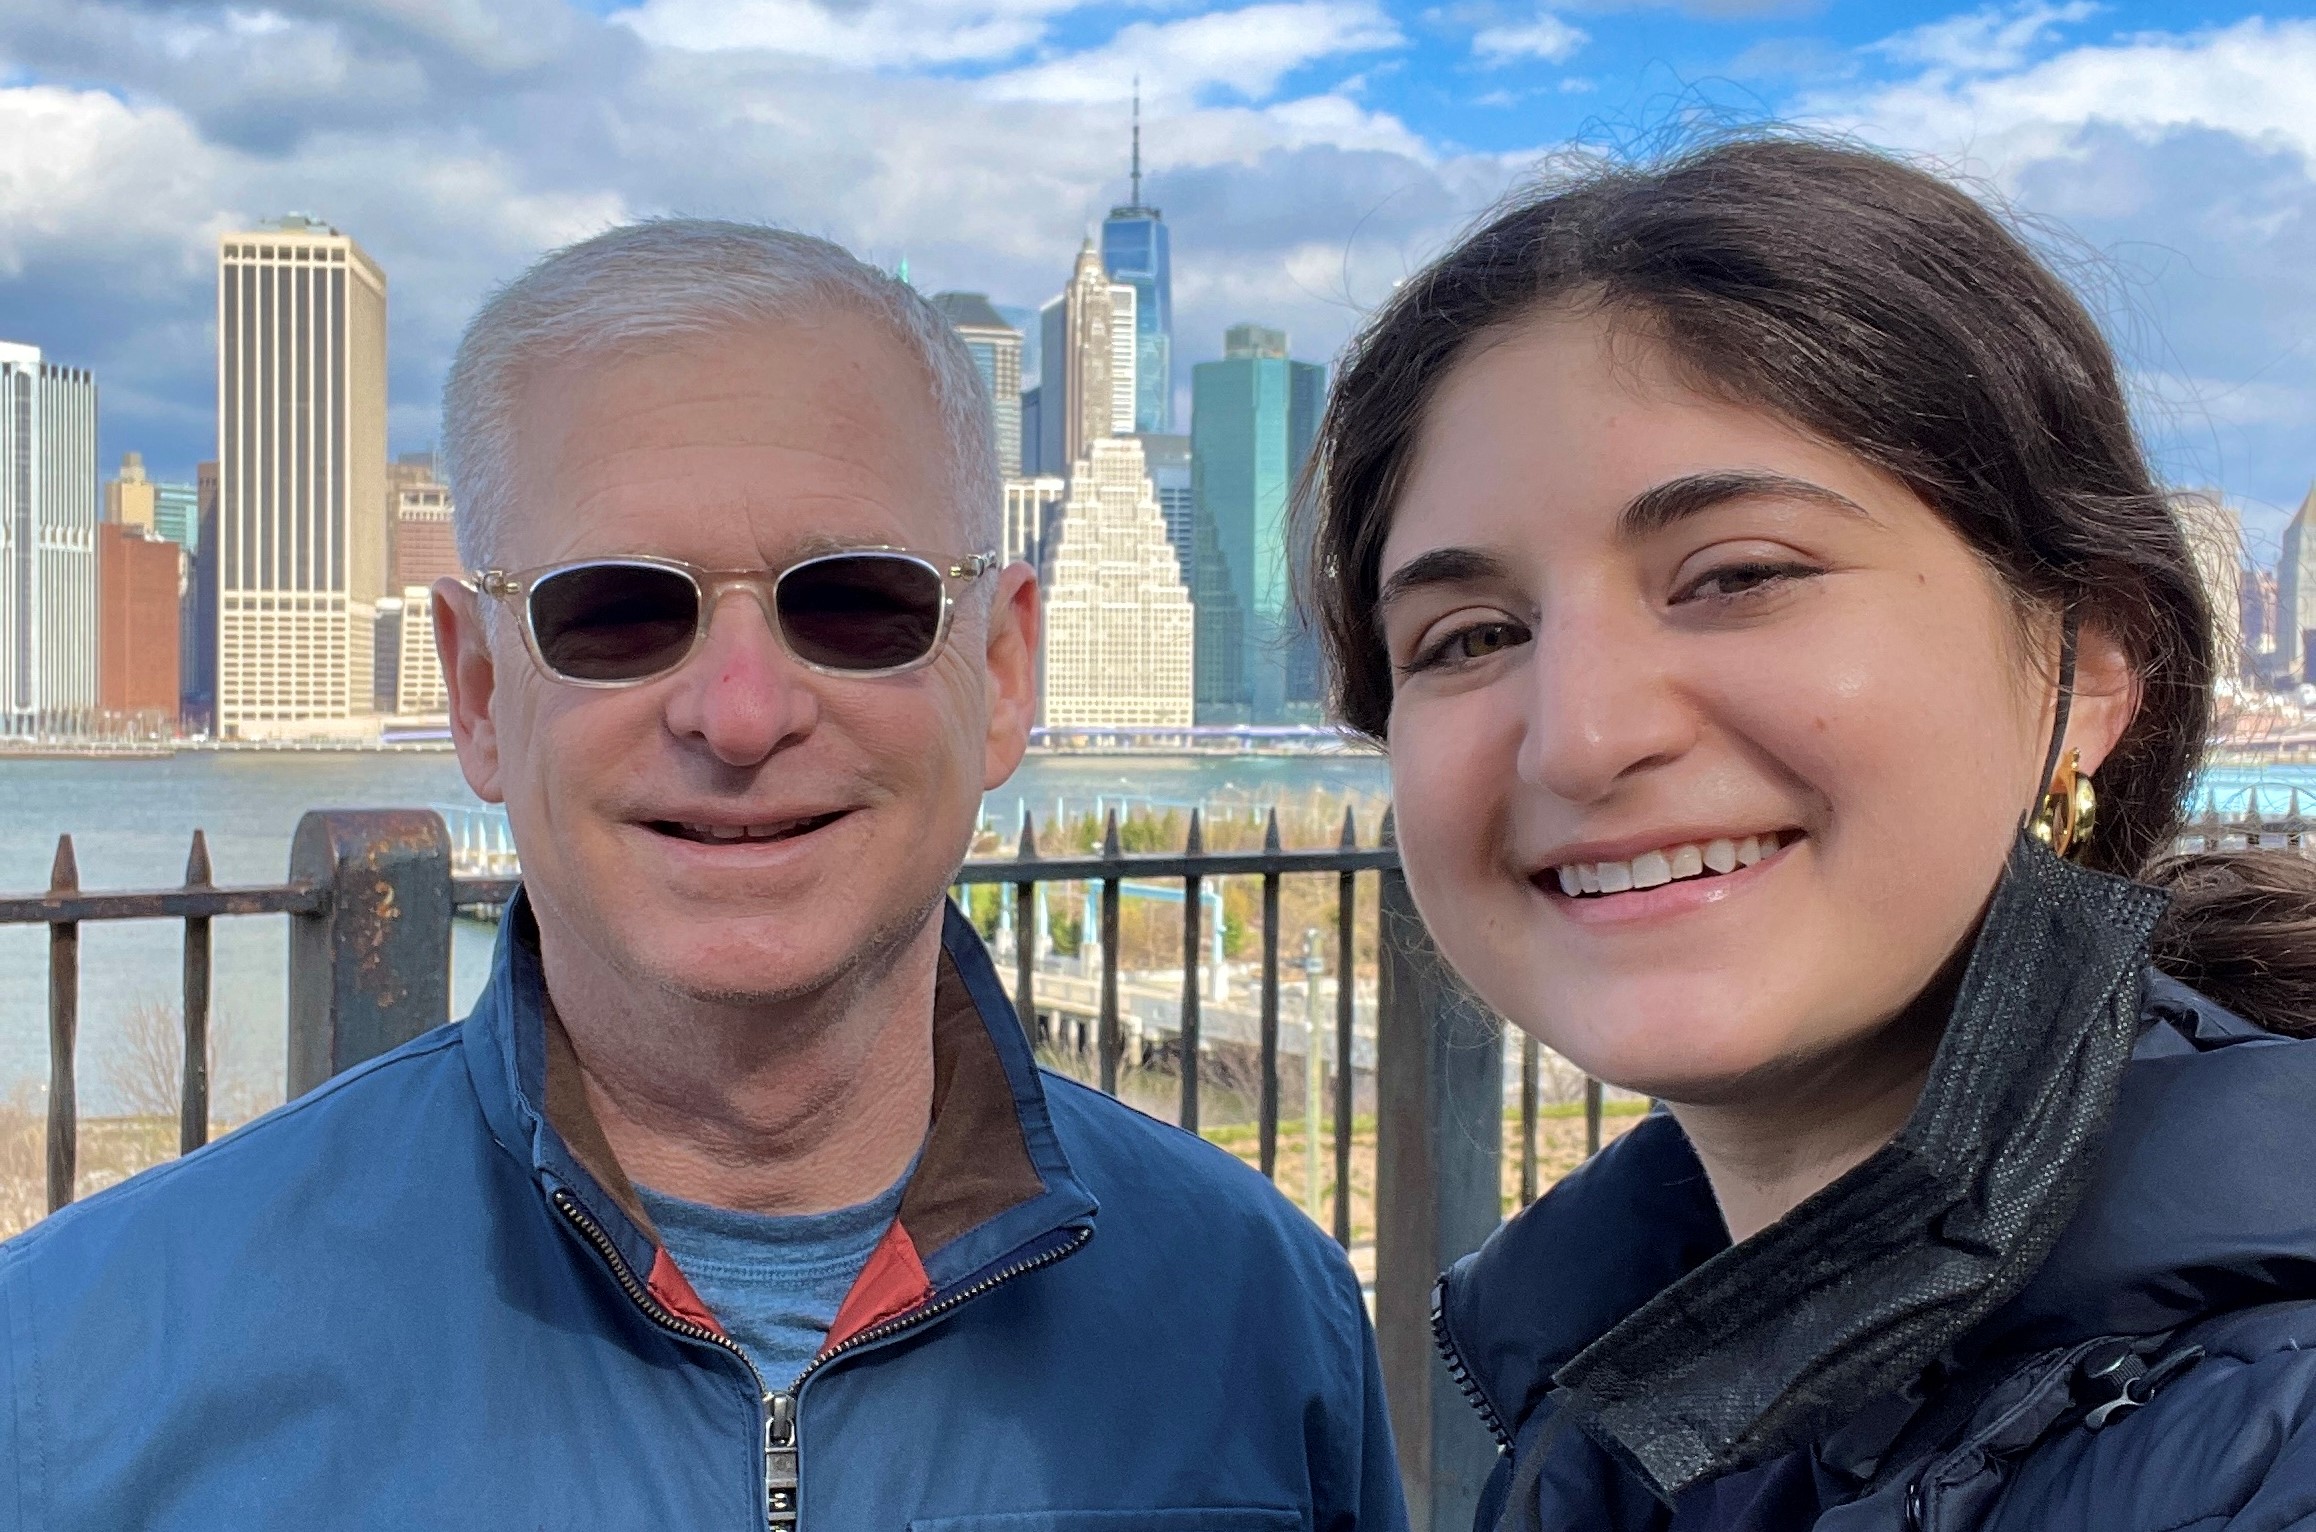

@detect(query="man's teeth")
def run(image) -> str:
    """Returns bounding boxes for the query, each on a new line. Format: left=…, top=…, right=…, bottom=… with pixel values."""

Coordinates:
left=682, top=821, right=803, bottom=842
left=1553, top=833, right=1785, bottom=898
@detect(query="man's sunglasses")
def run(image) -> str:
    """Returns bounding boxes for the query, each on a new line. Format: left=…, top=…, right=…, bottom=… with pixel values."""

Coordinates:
left=471, top=547, right=1001, bottom=687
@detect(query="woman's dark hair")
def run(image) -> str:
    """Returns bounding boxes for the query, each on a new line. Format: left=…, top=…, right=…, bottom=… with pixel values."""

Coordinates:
left=1299, top=134, right=2316, bottom=1035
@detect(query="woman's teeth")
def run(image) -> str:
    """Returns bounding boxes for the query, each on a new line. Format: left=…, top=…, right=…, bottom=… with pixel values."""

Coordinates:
left=1553, top=833, right=1787, bottom=898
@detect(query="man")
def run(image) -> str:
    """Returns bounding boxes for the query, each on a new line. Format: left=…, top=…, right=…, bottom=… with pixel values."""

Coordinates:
left=0, top=221, right=1405, bottom=1530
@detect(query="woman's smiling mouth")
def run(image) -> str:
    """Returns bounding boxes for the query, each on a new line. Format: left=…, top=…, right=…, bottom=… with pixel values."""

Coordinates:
left=1542, top=830, right=1803, bottom=898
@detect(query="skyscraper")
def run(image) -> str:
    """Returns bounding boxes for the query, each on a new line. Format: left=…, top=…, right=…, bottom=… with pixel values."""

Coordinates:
left=1036, top=241, right=1134, bottom=478
left=153, top=481, right=198, bottom=551
left=1135, top=433, right=1192, bottom=577
left=1101, top=90, right=1173, bottom=434
left=215, top=216, right=389, bottom=738
left=0, top=342, right=99, bottom=737
left=106, top=451, right=158, bottom=534
left=930, top=292, right=1024, bottom=477
left=1038, top=436, right=1193, bottom=727
left=1189, top=325, right=1324, bottom=722
left=380, top=463, right=460, bottom=716
left=2281, top=485, right=2316, bottom=685
left=1003, top=476, right=1066, bottom=567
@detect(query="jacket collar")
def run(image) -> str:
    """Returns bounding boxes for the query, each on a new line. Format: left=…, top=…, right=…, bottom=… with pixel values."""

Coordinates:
left=463, top=891, right=1099, bottom=1346
left=1442, top=834, right=2171, bottom=1504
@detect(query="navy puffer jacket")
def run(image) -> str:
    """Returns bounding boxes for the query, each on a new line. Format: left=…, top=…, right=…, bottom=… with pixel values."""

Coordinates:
left=1438, top=842, right=2316, bottom=1532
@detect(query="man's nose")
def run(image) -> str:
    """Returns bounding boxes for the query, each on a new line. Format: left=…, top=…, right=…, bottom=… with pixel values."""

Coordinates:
left=659, top=588, right=818, bottom=766
left=1515, top=598, right=1696, bottom=803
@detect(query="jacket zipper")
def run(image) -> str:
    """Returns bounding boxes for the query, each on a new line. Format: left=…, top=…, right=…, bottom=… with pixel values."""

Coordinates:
left=556, top=1187, right=1091, bottom=1531
left=1431, top=1275, right=1514, bottom=1450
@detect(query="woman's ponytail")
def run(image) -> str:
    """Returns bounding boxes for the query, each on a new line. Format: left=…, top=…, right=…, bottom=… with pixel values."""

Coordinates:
left=2143, top=849, right=2316, bottom=1038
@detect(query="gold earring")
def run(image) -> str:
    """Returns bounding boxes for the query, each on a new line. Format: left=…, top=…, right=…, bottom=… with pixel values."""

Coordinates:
left=2030, top=748, right=2098, bottom=859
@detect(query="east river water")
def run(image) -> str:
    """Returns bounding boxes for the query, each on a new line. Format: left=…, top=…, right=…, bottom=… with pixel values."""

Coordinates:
left=0, top=749, right=1392, bottom=1112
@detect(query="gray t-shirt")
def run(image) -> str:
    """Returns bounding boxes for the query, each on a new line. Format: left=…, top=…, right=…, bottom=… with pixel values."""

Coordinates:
left=637, top=1157, right=915, bottom=1391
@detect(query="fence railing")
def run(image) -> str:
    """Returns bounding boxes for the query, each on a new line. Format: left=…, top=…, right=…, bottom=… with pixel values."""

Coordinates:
left=9, top=800, right=2291, bottom=1531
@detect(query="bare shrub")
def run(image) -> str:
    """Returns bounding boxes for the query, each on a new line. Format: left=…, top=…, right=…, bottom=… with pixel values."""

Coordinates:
left=106, top=1000, right=210, bottom=1122
left=0, top=1084, right=42, bottom=1240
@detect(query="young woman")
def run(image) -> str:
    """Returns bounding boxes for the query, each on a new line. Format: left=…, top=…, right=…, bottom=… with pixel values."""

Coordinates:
left=1303, top=137, right=2316, bottom=1531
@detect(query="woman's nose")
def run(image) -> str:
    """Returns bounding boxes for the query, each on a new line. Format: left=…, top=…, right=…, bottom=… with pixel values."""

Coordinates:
left=1515, top=601, right=1697, bottom=803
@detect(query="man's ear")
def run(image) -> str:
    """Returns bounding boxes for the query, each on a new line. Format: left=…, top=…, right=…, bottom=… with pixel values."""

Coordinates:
left=982, top=562, right=1041, bottom=791
left=434, top=577, right=506, bottom=804
left=2065, top=619, right=2142, bottom=779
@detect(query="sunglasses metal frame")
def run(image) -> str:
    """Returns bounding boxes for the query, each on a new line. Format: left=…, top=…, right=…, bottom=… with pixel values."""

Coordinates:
left=469, top=546, right=1002, bottom=687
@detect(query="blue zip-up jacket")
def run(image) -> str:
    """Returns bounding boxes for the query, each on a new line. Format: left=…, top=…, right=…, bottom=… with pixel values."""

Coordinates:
left=1440, top=971, right=2316, bottom=1532
left=0, top=899, right=1407, bottom=1531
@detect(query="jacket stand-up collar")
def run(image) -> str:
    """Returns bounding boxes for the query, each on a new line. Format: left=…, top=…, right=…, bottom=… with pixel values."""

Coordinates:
left=1547, top=835, right=2166, bottom=1501
left=463, top=893, right=1100, bottom=1351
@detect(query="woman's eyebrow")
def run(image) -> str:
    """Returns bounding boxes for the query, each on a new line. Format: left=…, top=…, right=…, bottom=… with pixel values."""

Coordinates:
left=1620, top=470, right=1875, bottom=539
left=1376, top=546, right=1518, bottom=611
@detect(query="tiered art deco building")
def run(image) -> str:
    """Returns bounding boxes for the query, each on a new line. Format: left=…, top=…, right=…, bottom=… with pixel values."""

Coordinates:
left=1038, top=436, right=1193, bottom=727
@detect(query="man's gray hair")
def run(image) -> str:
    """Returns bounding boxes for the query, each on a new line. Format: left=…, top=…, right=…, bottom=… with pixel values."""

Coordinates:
left=442, top=218, right=1001, bottom=568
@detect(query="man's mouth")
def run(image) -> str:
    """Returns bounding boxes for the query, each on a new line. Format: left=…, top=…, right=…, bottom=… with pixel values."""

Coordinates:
left=1546, top=830, right=1801, bottom=898
left=647, top=810, right=849, bottom=846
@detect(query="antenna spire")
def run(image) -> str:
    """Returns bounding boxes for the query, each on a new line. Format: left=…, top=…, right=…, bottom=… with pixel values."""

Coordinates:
left=1130, top=77, right=1142, bottom=208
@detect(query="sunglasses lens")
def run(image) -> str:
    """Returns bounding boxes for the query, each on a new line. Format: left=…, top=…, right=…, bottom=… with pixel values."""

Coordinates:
left=778, top=555, right=945, bottom=672
left=528, top=563, right=700, bottom=682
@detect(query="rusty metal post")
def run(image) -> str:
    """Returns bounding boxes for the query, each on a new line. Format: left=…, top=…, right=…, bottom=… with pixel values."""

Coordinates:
left=47, top=836, right=79, bottom=1212
left=286, top=809, right=453, bottom=1098
left=181, top=831, right=213, bottom=1154
left=1585, top=1077, right=1604, bottom=1158
left=1180, top=810, right=1203, bottom=1133
left=1334, top=807, right=1357, bottom=1248
left=1013, top=811, right=1038, bottom=1046
left=1098, top=812, right=1122, bottom=1094
left=1520, top=1033, right=1540, bottom=1206
left=1259, top=810, right=1282, bottom=1180
left=1376, top=809, right=1504, bottom=1532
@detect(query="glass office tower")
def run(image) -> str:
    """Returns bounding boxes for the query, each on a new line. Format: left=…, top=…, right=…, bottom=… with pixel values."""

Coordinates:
left=1189, top=325, right=1324, bottom=724
left=1101, top=93, right=1173, bottom=435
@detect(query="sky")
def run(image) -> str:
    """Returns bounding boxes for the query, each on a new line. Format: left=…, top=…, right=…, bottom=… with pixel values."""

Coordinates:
left=4, top=0, right=2315, bottom=557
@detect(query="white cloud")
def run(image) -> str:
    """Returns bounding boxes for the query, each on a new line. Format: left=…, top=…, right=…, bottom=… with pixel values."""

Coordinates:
left=1471, top=13, right=1586, bottom=65
left=611, top=0, right=1076, bottom=68
left=1819, top=16, right=2316, bottom=169
left=984, top=1, right=1404, bottom=106
left=1870, top=0, right=2095, bottom=76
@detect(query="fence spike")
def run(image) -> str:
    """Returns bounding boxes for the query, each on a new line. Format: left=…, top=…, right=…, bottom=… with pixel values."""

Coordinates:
left=48, top=834, right=77, bottom=895
left=1016, top=807, right=1038, bottom=860
left=185, top=829, right=213, bottom=889
left=1185, top=807, right=1203, bottom=854
left=1263, top=808, right=1281, bottom=853
left=1338, top=804, right=1359, bottom=850
left=1379, top=804, right=1397, bottom=848
left=1102, top=809, right=1121, bottom=860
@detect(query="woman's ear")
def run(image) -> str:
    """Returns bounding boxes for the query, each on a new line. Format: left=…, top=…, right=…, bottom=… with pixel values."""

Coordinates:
left=2066, top=621, right=2141, bottom=778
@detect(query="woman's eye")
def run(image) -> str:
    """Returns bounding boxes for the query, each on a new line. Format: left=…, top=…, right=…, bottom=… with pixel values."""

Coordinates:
left=1410, top=620, right=1532, bottom=672
left=1675, top=561, right=1818, bottom=603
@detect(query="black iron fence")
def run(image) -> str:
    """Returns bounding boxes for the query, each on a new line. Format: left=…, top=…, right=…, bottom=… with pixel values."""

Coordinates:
left=6, top=800, right=2291, bottom=1530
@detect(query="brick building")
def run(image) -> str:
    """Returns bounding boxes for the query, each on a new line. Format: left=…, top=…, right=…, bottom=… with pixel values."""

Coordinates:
left=99, top=523, right=183, bottom=726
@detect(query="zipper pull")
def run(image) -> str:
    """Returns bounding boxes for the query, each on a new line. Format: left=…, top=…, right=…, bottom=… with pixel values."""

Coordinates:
left=765, top=1391, right=799, bottom=1531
